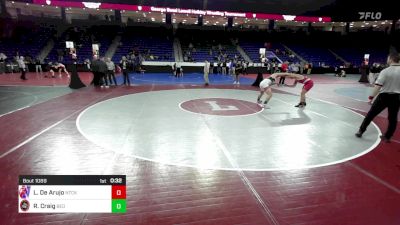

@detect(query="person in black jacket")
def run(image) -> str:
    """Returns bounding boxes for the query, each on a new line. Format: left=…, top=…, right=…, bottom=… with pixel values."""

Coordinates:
left=120, top=56, right=131, bottom=86
left=99, top=57, right=109, bottom=87
left=90, top=55, right=102, bottom=86
left=252, top=72, right=264, bottom=87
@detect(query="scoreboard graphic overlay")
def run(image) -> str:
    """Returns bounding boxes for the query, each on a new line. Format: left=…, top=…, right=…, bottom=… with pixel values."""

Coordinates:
left=18, top=175, right=126, bottom=213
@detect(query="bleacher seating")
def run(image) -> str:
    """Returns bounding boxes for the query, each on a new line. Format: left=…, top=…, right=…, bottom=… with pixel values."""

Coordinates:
left=113, top=26, right=174, bottom=63
left=0, top=24, right=54, bottom=62
left=46, top=26, right=117, bottom=63
left=285, top=44, right=342, bottom=67
left=332, top=48, right=386, bottom=66
left=178, top=28, right=241, bottom=62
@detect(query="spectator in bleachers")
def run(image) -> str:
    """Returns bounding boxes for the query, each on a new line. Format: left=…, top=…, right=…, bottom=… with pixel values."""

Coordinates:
left=17, top=56, right=27, bottom=80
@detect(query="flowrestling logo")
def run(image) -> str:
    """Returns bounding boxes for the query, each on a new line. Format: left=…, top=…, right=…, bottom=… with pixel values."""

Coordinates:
left=359, top=12, right=382, bottom=20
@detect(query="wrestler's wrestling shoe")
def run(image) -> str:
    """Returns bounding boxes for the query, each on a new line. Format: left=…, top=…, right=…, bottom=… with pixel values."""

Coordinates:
left=295, top=102, right=306, bottom=108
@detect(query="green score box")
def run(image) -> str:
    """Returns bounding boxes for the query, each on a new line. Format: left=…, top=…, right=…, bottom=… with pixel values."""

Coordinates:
left=112, top=199, right=126, bottom=213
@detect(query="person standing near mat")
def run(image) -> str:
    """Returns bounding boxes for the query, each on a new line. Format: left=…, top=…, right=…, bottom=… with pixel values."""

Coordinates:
left=99, top=57, right=109, bottom=88
left=278, top=61, right=288, bottom=86
left=120, top=56, right=131, bottom=86
left=356, top=53, right=400, bottom=143
left=17, top=56, right=27, bottom=80
left=204, top=59, right=210, bottom=86
left=234, top=61, right=243, bottom=85
left=274, top=72, right=314, bottom=107
left=106, top=57, right=117, bottom=86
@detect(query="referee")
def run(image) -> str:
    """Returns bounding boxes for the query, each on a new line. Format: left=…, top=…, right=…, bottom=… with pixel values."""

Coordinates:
left=356, top=53, right=400, bottom=143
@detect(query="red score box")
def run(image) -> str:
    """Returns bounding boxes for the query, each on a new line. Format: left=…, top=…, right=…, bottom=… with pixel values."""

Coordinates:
left=112, top=185, right=126, bottom=199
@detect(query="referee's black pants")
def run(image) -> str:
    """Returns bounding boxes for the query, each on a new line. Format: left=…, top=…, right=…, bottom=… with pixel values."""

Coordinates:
left=359, top=93, right=400, bottom=139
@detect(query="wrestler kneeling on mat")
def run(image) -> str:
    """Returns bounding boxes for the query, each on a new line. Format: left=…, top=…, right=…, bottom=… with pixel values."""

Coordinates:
left=48, top=62, right=70, bottom=78
left=273, top=72, right=314, bottom=107
left=257, top=73, right=281, bottom=108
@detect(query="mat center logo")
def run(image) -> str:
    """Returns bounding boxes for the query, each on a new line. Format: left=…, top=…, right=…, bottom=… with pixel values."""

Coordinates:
left=180, top=98, right=262, bottom=116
